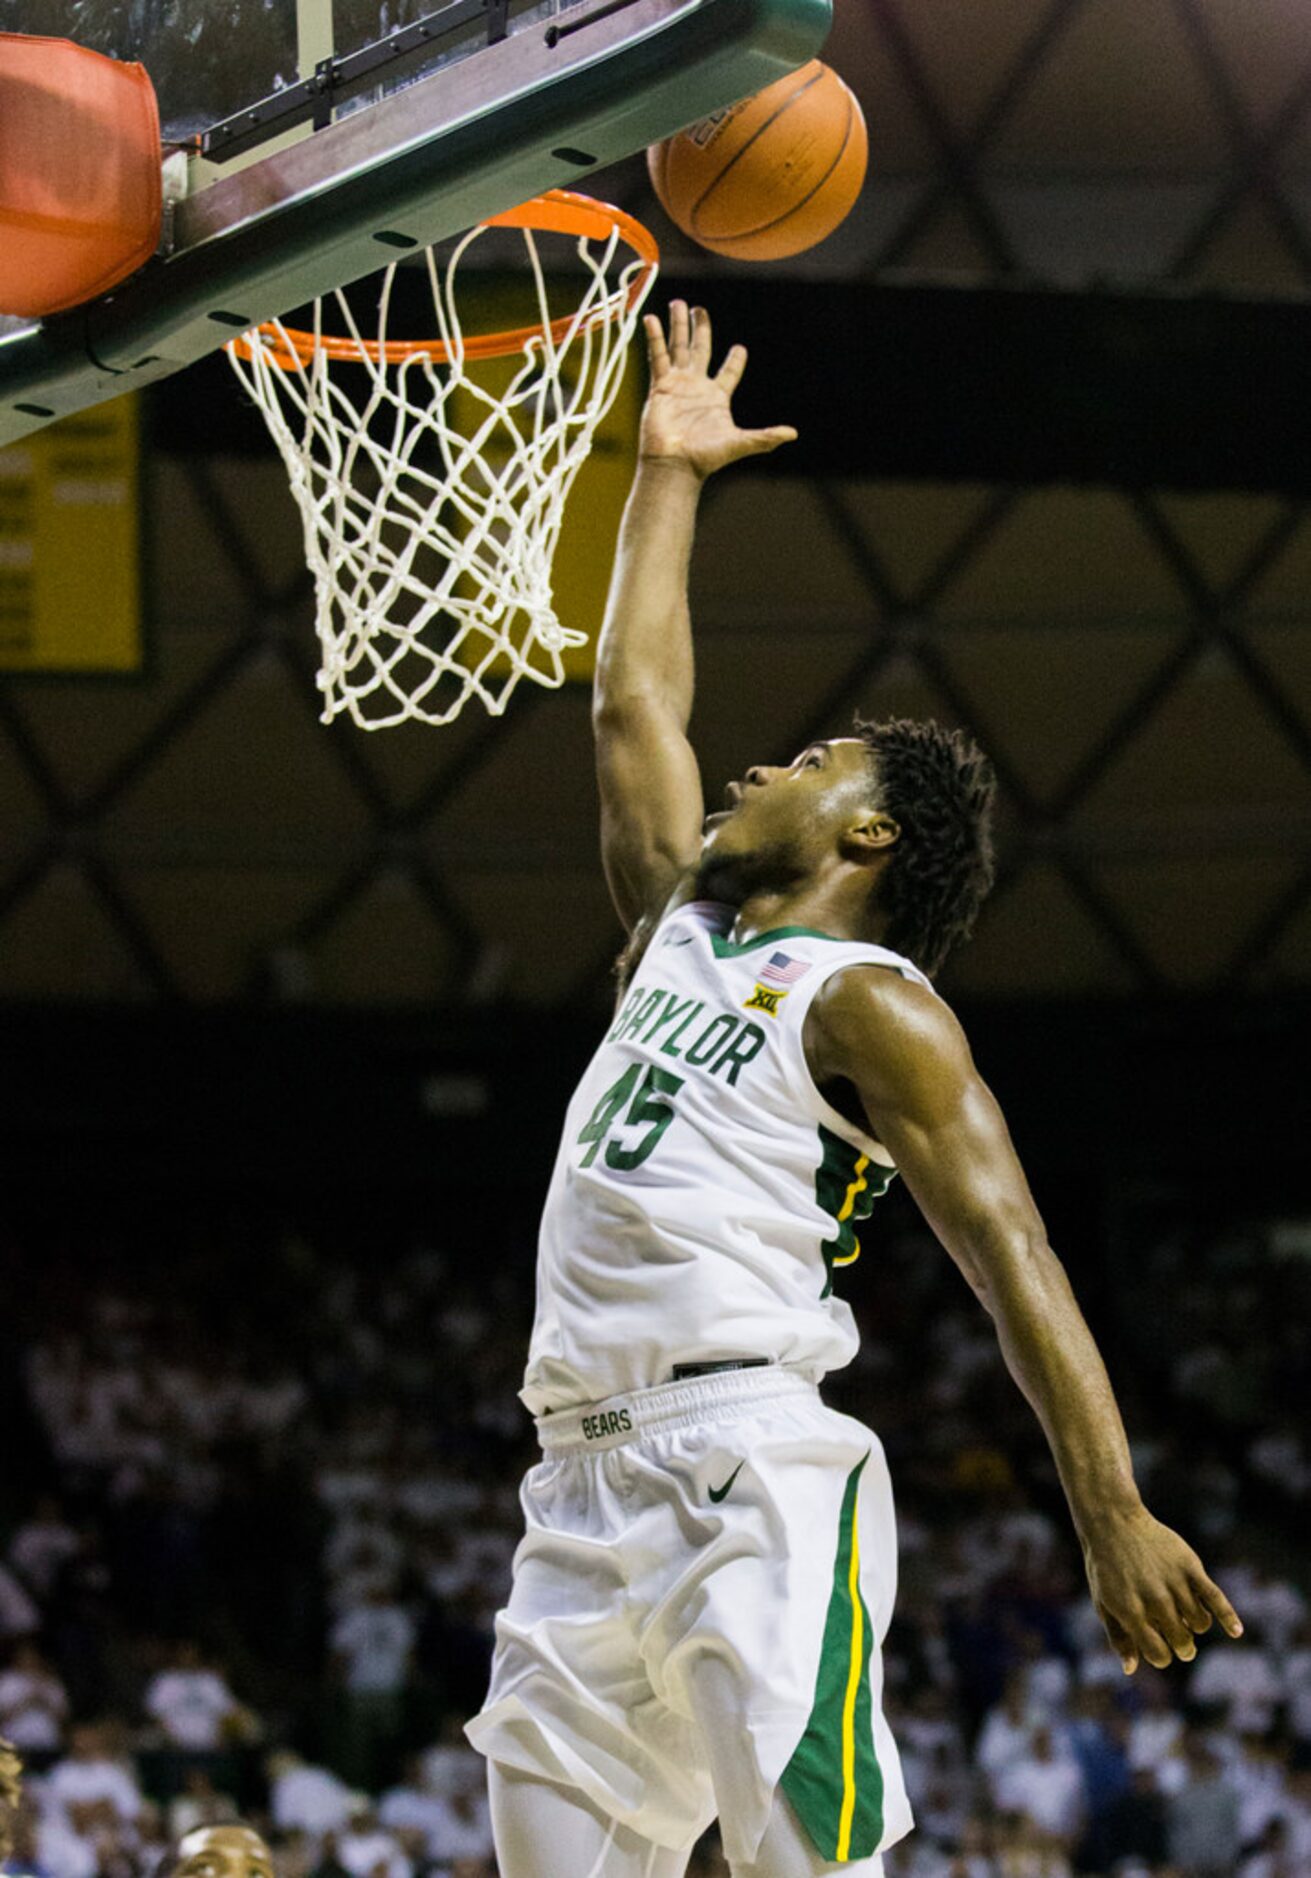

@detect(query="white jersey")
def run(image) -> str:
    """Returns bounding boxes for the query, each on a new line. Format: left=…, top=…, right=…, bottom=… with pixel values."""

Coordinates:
left=523, top=902, right=935, bottom=1414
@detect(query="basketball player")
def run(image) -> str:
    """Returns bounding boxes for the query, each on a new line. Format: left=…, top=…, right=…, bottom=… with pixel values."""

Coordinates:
left=0, top=1737, right=21, bottom=1866
left=158, top=1824, right=277, bottom=1878
left=466, top=303, right=1243, bottom=1877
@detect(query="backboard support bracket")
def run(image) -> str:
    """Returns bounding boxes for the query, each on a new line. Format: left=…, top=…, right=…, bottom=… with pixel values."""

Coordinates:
left=204, top=0, right=521, bottom=163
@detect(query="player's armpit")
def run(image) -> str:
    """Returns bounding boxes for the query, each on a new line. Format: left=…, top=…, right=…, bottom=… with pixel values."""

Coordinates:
left=803, top=965, right=1046, bottom=1297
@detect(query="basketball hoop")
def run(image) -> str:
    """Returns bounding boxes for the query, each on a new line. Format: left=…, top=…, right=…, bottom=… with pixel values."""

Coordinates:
left=227, top=190, right=659, bottom=730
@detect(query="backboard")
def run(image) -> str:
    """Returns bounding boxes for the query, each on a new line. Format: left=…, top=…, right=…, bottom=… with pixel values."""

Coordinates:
left=0, top=0, right=831, bottom=443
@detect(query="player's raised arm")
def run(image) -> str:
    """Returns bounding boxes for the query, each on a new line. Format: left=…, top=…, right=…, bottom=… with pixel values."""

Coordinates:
left=805, top=967, right=1244, bottom=1677
left=592, top=301, right=796, bottom=933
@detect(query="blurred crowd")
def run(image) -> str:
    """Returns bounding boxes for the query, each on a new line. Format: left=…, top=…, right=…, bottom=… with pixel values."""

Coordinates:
left=0, top=1204, right=1307, bottom=1878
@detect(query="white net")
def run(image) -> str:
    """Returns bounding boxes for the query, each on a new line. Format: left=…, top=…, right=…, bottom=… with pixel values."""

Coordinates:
left=226, top=196, right=657, bottom=730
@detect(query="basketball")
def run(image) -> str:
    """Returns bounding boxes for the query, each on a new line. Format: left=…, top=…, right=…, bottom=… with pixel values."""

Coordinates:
left=646, top=60, right=868, bottom=262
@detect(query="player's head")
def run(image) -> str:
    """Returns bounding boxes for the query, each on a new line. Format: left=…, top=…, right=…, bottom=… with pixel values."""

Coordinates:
left=853, top=716, right=996, bottom=973
left=696, top=716, right=995, bottom=975
left=159, top=1825, right=275, bottom=1878
left=0, top=1736, right=22, bottom=1865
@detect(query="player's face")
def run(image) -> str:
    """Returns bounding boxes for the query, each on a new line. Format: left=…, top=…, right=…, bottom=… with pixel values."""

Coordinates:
left=175, top=1826, right=275, bottom=1878
left=698, top=738, right=877, bottom=897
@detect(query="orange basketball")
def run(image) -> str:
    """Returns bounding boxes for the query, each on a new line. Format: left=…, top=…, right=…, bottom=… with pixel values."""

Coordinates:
left=646, top=60, right=867, bottom=262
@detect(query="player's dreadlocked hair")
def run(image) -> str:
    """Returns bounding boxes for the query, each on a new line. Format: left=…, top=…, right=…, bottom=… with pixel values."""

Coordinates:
left=0, top=1736, right=23, bottom=1864
left=857, top=714, right=996, bottom=977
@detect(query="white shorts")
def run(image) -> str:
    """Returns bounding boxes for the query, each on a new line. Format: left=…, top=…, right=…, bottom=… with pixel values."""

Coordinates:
left=465, top=1364, right=913, bottom=1868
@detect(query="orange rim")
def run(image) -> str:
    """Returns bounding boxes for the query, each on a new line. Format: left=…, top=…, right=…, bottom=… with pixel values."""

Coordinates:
left=228, top=189, right=659, bottom=369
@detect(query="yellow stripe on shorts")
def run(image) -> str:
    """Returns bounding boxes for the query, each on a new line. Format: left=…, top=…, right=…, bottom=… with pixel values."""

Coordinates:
left=836, top=1486, right=865, bottom=1859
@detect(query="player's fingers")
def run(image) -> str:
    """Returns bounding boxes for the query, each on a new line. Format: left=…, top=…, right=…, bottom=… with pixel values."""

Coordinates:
left=1133, top=1620, right=1174, bottom=1672
left=644, top=313, right=669, bottom=378
left=1168, top=1576, right=1215, bottom=1636
left=1100, top=1609, right=1139, bottom=1676
left=715, top=342, right=748, bottom=394
left=740, top=425, right=799, bottom=455
left=1140, top=1588, right=1200, bottom=1662
left=1179, top=1594, right=1213, bottom=1635
left=690, top=304, right=714, bottom=368
left=669, top=298, right=691, bottom=364
left=1192, top=1570, right=1243, bottom=1639
left=1160, top=1611, right=1198, bottom=1663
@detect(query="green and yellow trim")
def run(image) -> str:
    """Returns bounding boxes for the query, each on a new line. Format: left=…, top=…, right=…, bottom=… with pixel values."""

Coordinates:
left=831, top=1156, right=869, bottom=1270
left=709, top=923, right=842, bottom=959
left=781, top=1453, right=885, bottom=1862
left=814, top=1126, right=895, bottom=1297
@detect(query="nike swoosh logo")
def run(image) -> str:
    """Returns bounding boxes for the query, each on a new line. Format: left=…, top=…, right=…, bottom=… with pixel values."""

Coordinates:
left=708, top=1461, right=745, bottom=1503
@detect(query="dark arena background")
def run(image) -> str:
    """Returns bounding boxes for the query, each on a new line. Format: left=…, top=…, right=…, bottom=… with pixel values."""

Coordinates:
left=3, top=6, right=1311, bottom=1878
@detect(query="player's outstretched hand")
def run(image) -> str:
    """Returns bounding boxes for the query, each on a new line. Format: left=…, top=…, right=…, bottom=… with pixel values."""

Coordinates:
left=640, top=301, right=796, bottom=478
left=1083, top=1504, right=1243, bottom=1675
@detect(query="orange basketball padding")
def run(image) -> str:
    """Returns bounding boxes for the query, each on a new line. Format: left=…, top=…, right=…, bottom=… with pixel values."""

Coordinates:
left=0, top=34, right=161, bottom=318
left=648, top=60, right=867, bottom=261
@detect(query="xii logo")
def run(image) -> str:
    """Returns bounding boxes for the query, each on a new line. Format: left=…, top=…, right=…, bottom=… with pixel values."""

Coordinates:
left=743, top=984, right=787, bottom=1017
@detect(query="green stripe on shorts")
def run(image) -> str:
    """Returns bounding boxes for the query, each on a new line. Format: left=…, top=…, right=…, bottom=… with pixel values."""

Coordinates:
left=779, top=1452, right=885, bottom=1861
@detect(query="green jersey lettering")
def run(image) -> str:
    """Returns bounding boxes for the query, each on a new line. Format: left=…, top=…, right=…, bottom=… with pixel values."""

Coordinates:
left=659, top=999, right=706, bottom=1058
left=645, top=992, right=699, bottom=1044
left=684, top=1012, right=740, bottom=1067
left=606, top=986, right=643, bottom=1043
left=578, top=1064, right=641, bottom=1166
left=632, top=989, right=669, bottom=1039
left=710, top=1021, right=767, bottom=1085
left=618, top=988, right=666, bottom=1042
left=605, top=1066, right=683, bottom=1171
left=577, top=1064, right=685, bottom=1172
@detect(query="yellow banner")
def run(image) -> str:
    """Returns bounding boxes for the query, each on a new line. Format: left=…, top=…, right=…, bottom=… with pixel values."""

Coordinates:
left=0, top=395, right=142, bottom=673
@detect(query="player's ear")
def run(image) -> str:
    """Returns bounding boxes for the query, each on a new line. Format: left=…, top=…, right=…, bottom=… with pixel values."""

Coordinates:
left=841, top=813, right=900, bottom=863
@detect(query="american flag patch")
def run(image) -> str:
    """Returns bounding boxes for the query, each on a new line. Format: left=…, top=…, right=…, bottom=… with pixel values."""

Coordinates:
left=760, top=951, right=811, bottom=986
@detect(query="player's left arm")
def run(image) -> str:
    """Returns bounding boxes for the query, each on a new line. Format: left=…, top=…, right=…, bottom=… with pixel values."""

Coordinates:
left=805, top=966, right=1244, bottom=1675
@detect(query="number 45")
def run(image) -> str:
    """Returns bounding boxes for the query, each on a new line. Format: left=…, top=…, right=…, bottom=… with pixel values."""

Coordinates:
left=577, top=1064, right=684, bottom=1171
